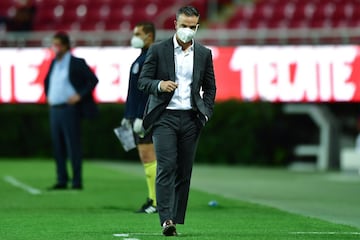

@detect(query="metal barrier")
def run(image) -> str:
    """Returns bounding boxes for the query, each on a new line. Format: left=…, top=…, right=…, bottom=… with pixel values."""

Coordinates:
left=1, top=27, right=360, bottom=47
left=283, top=103, right=340, bottom=171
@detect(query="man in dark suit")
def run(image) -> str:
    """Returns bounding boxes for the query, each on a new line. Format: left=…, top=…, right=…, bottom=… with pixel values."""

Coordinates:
left=44, top=31, right=99, bottom=190
left=138, top=6, right=216, bottom=236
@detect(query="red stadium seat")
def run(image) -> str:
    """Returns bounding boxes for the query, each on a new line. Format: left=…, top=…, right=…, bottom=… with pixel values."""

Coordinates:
left=33, top=3, right=64, bottom=31
left=309, top=19, right=332, bottom=29
left=0, top=0, right=13, bottom=16
left=227, top=6, right=254, bottom=29
left=311, top=2, right=335, bottom=21
left=62, top=9, right=84, bottom=25
left=271, top=3, right=294, bottom=22
left=162, top=14, right=176, bottom=29
left=287, top=19, right=309, bottom=29
left=291, top=2, right=315, bottom=21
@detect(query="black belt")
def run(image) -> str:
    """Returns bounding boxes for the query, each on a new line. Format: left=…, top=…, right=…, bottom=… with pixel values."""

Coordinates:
left=51, top=103, right=68, bottom=108
left=164, top=109, right=196, bottom=115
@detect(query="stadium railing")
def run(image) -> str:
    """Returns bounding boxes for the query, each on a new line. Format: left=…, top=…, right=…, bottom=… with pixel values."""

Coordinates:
left=1, top=26, right=360, bottom=47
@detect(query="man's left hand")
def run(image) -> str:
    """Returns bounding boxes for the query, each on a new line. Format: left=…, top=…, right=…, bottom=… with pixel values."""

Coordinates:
left=68, top=94, right=81, bottom=104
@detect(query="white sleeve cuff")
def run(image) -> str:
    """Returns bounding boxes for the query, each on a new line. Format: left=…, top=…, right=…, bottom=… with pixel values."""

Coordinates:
left=157, top=81, right=162, bottom=92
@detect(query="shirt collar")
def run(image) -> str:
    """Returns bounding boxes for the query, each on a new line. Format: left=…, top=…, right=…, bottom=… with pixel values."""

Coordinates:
left=56, top=51, right=71, bottom=63
left=141, top=48, right=148, bottom=55
left=63, top=51, right=71, bottom=62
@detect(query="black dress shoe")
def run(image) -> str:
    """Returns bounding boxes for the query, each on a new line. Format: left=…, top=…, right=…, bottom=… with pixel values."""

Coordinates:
left=162, top=220, right=177, bottom=236
left=71, top=185, right=83, bottom=190
left=47, top=184, right=67, bottom=190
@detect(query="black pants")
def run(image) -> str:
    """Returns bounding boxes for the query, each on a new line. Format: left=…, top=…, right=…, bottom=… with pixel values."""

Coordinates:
left=152, top=110, right=202, bottom=225
left=50, top=105, right=82, bottom=187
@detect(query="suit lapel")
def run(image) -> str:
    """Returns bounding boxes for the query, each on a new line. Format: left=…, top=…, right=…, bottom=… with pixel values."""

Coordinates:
left=193, top=42, right=203, bottom=85
left=163, top=38, right=176, bottom=82
left=69, top=56, right=74, bottom=78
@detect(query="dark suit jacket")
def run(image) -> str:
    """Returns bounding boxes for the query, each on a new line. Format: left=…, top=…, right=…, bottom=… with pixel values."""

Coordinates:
left=138, top=37, right=216, bottom=130
left=44, top=55, right=99, bottom=119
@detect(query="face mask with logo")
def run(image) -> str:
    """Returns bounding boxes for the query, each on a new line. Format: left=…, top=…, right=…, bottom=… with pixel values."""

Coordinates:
left=131, top=36, right=145, bottom=48
left=176, top=26, right=197, bottom=43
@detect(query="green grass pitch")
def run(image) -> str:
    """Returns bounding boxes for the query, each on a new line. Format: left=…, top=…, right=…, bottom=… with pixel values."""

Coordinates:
left=0, top=159, right=359, bottom=240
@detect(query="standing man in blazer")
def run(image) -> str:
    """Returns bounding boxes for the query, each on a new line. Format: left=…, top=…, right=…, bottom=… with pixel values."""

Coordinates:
left=138, top=6, right=216, bottom=236
left=44, top=31, right=99, bottom=190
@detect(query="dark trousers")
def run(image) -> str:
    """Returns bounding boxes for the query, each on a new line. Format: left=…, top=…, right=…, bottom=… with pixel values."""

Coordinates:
left=50, top=105, right=82, bottom=187
left=152, top=110, right=201, bottom=225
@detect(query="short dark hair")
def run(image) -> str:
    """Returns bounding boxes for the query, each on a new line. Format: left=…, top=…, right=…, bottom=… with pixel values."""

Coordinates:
left=53, top=31, right=70, bottom=50
left=136, top=21, right=156, bottom=40
left=176, top=6, right=200, bottom=21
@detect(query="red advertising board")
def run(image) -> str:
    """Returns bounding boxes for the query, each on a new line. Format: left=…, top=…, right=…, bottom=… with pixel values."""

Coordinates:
left=0, top=46, right=359, bottom=103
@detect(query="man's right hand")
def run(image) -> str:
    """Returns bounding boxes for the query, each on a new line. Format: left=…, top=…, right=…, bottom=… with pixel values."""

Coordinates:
left=160, top=80, right=178, bottom=92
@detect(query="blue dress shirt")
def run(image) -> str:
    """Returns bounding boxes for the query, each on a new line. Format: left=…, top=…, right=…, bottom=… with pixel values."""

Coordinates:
left=47, top=52, right=77, bottom=105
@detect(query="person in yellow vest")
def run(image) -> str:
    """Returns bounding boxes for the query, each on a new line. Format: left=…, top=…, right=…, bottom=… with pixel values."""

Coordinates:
left=121, top=21, right=157, bottom=213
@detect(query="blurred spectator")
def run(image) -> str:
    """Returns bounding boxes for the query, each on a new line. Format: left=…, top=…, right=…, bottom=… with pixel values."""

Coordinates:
left=6, top=0, right=36, bottom=31
left=44, top=31, right=99, bottom=190
left=0, top=16, right=6, bottom=33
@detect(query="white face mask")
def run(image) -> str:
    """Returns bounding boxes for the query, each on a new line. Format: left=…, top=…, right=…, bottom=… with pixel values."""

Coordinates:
left=131, top=36, right=145, bottom=48
left=176, top=27, right=197, bottom=43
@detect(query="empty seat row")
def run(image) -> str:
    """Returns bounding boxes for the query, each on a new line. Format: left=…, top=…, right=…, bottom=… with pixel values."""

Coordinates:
left=227, top=0, right=360, bottom=29
left=1, top=0, right=208, bottom=31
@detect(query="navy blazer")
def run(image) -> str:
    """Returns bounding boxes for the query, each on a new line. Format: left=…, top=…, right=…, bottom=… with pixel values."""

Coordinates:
left=138, top=37, right=217, bottom=130
left=124, top=49, right=149, bottom=119
left=44, top=55, right=99, bottom=119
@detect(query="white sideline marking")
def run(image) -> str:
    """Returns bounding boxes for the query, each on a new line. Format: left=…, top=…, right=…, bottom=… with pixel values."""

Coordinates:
left=3, top=176, right=42, bottom=195
left=113, top=232, right=169, bottom=239
left=113, top=234, right=129, bottom=237
left=113, top=234, right=140, bottom=240
left=113, top=233, right=163, bottom=236
left=290, top=232, right=360, bottom=235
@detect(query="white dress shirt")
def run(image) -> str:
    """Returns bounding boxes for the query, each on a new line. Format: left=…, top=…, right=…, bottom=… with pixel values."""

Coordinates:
left=166, top=35, right=194, bottom=110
